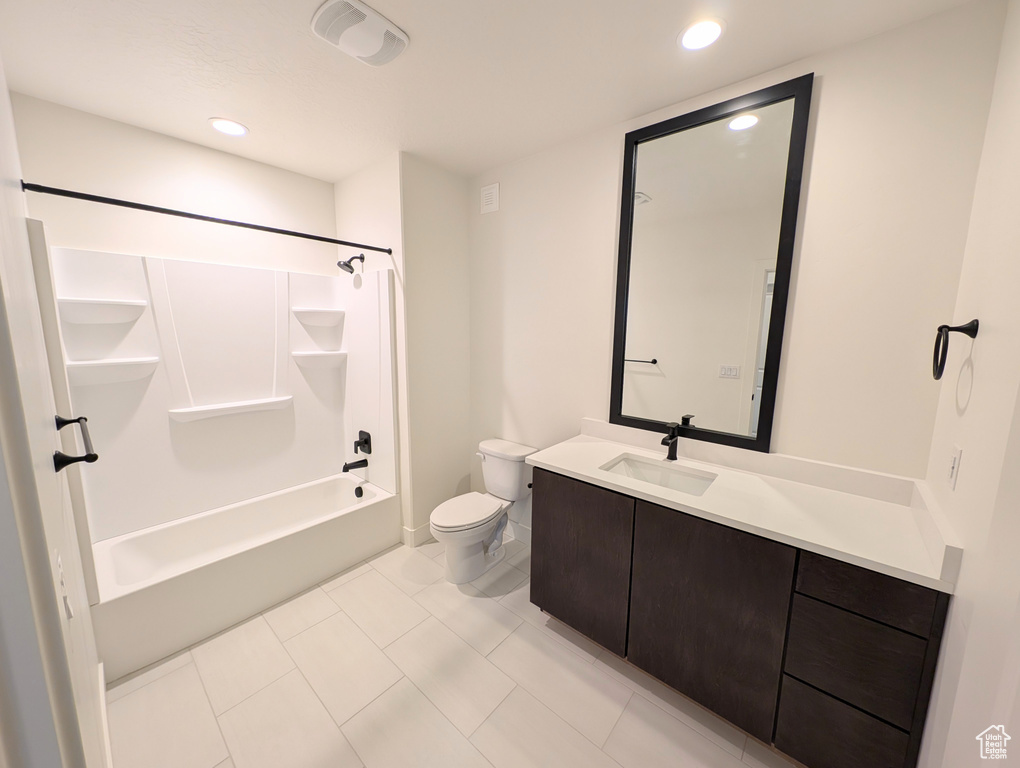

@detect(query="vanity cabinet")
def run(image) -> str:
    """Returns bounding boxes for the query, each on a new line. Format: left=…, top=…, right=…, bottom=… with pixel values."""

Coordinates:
left=530, top=468, right=635, bottom=655
left=530, top=468, right=950, bottom=768
left=775, top=552, right=950, bottom=768
left=628, top=500, right=797, bottom=742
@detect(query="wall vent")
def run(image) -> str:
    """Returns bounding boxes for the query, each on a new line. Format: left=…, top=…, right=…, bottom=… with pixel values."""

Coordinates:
left=480, top=183, right=500, bottom=214
left=311, top=0, right=409, bottom=67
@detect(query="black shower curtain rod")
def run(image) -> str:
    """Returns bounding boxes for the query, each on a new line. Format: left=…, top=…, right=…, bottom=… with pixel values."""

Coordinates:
left=21, top=182, right=393, bottom=255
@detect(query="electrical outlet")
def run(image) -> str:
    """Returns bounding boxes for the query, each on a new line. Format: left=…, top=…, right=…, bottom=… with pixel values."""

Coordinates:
left=949, top=445, right=963, bottom=490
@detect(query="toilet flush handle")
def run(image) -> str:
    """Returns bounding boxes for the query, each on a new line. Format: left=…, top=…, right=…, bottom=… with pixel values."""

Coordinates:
left=476, top=452, right=486, bottom=462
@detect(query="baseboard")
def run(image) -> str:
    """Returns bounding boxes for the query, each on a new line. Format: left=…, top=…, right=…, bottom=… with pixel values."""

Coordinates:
left=402, top=522, right=433, bottom=547
left=507, top=521, right=531, bottom=545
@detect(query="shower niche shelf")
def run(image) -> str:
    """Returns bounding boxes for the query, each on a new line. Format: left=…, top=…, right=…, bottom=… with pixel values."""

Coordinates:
left=168, top=395, right=294, bottom=423
left=292, top=308, right=344, bottom=327
left=58, top=297, right=149, bottom=324
left=66, top=357, right=160, bottom=386
left=292, top=351, right=347, bottom=370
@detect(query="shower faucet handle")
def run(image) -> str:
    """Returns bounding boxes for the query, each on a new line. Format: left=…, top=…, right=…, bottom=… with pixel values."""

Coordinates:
left=354, top=430, right=372, bottom=455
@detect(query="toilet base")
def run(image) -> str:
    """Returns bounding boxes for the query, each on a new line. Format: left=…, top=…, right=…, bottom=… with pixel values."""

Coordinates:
left=445, top=542, right=506, bottom=584
left=433, top=511, right=509, bottom=584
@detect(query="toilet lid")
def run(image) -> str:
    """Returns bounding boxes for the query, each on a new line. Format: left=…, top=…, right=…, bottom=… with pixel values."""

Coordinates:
left=431, top=492, right=505, bottom=532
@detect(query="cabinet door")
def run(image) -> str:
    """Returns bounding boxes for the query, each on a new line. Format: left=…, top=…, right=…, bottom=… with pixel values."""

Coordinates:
left=530, top=468, right=635, bottom=655
left=628, top=500, right=796, bottom=742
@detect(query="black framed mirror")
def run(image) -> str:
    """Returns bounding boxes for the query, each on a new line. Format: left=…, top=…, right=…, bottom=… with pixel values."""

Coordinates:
left=610, top=74, right=813, bottom=452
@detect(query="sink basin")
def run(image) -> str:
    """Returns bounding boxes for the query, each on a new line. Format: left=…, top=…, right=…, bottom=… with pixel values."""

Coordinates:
left=600, top=454, right=717, bottom=496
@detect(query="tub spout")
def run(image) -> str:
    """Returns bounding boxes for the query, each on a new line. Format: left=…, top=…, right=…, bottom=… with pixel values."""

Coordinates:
left=343, top=458, right=368, bottom=472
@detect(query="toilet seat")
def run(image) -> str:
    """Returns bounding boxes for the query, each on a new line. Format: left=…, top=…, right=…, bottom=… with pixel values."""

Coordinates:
left=431, top=492, right=505, bottom=532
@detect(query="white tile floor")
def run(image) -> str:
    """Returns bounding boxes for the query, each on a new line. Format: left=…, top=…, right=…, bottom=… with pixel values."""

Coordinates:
left=106, top=540, right=801, bottom=768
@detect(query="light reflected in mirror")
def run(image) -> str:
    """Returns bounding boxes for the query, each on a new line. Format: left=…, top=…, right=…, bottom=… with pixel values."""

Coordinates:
left=622, top=99, right=795, bottom=437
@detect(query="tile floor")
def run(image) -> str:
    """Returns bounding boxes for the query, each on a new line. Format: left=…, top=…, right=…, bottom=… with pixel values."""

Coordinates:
left=106, top=539, right=800, bottom=768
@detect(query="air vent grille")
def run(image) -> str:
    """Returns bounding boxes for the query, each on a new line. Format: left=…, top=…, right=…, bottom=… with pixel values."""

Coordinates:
left=480, top=183, right=500, bottom=214
left=359, top=30, right=406, bottom=66
left=311, top=0, right=409, bottom=66
left=314, top=1, right=367, bottom=45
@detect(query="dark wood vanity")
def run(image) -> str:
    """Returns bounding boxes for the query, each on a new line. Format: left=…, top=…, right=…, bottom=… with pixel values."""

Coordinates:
left=530, top=468, right=950, bottom=768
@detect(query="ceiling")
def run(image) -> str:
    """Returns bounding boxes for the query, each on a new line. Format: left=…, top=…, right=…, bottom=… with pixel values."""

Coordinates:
left=0, top=0, right=974, bottom=182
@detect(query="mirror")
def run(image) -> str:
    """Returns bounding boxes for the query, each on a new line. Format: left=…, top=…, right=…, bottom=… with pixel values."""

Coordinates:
left=610, top=75, right=813, bottom=451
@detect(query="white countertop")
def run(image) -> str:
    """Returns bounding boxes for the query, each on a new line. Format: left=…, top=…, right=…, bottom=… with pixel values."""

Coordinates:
left=526, top=432, right=960, bottom=593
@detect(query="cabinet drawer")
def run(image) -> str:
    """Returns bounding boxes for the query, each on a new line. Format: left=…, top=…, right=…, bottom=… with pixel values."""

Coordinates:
left=796, top=551, right=938, bottom=636
left=785, top=595, right=926, bottom=730
left=775, top=676, right=910, bottom=768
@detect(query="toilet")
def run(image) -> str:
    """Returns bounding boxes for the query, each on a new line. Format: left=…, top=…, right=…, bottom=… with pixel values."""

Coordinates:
left=430, top=438, right=536, bottom=584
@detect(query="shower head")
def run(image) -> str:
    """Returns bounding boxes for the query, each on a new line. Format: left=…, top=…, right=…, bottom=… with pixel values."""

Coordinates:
left=338, top=253, right=365, bottom=274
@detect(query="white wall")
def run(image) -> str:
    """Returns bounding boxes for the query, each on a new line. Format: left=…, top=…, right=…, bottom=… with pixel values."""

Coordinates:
left=0, top=336, right=64, bottom=766
left=12, top=94, right=338, bottom=275
left=333, top=154, right=413, bottom=538
left=0, top=57, right=103, bottom=767
left=333, top=152, right=472, bottom=544
left=917, top=0, right=1020, bottom=764
left=469, top=2, right=1005, bottom=487
left=400, top=154, right=472, bottom=541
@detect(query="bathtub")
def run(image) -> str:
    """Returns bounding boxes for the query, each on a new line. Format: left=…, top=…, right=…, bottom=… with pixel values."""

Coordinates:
left=92, top=474, right=400, bottom=682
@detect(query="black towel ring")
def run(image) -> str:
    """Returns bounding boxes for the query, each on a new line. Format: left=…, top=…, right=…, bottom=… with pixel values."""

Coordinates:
left=933, top=319, right=979, bottom=380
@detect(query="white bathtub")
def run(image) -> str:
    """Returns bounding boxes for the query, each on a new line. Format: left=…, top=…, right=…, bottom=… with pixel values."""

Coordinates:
left=92, top=474, right=400, bottom=682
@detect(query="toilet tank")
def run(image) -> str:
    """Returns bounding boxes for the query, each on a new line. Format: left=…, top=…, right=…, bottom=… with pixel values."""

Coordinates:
left=479, top=439, right=536, bottom=501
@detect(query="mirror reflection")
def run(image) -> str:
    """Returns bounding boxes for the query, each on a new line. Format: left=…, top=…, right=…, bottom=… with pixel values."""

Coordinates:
left=621, top=98, right=796, bottom=438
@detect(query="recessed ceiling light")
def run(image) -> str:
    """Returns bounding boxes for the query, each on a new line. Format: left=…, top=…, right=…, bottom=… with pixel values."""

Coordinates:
left=679, top=20, right=723, bottom=50
left=209, top=118, right=249, bottom=137
left=728, top=114, right=759, bottom=131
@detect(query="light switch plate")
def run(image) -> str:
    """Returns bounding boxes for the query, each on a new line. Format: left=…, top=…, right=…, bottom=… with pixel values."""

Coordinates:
left=719, top=365, right=741, bottom=379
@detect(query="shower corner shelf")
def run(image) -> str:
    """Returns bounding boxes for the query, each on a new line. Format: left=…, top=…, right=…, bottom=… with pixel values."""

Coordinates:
left=168, top=395, right=294, bottom=423
left=66, top=357, right=160, bottom=386
left=292, top=350, right=347, bottom=369
left=292, top=307, right=344, bottom=327
left=58, top=297, right=148, bottom=324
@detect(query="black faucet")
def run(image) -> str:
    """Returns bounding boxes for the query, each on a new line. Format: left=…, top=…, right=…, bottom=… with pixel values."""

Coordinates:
left=343, top=458, right=368, bottom=472
left=661, top=422, right=681, bottom=461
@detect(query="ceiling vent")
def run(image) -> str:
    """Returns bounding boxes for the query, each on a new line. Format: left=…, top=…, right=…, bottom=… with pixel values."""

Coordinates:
left=311, top=0, right=409, bottom=67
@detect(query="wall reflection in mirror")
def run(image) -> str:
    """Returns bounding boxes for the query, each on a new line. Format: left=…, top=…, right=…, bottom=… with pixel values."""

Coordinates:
left=611, top=75, right=813, bottom=452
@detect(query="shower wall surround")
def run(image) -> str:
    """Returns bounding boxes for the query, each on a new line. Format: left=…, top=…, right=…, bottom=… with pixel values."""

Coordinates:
left=49, top=247, right=397, bottom=543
